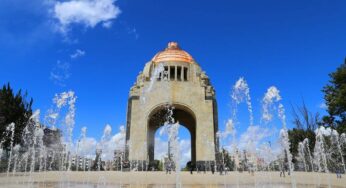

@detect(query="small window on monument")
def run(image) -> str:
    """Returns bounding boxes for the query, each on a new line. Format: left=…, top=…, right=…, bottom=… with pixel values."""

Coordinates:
left=184, top=67, right=188, bottom=81
left=157, top=72, right=161, bottom=81
left=163, top=66, right=169, bottom=80
left=170, top=66, right=175, bottom=80
left=177, top=66, right=182, bottom=81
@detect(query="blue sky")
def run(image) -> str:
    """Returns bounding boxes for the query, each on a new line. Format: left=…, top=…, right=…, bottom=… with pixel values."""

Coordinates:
left=1, top=0, right=346, bottom=159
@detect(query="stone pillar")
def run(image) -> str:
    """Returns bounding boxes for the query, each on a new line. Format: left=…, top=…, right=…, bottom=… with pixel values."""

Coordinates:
left=168, top=66, right=170, bottom=80
left=181, top=66, right=184, bottom=81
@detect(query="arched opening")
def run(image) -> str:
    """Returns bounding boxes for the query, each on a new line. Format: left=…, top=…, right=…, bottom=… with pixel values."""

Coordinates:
left=154, top=126, right=191, bottom=168
left=147, top=104, right=196, bottom=168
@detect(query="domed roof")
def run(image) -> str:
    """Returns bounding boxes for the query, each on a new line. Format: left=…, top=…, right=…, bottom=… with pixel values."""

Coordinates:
left=152, top=42, right=195, bottom=64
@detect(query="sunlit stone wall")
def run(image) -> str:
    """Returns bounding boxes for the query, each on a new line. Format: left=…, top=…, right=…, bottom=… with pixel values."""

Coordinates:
left=125, top=43, right=218, bottom=168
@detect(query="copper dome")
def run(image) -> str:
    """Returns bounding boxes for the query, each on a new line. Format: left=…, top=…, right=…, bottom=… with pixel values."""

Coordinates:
left=152, top=42, right=195, bottom=64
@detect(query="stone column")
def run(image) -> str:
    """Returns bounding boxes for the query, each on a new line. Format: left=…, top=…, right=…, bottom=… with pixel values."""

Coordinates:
left=181, top=66, right=184, bottom=81
left=175, top=66, right=178, bottom=81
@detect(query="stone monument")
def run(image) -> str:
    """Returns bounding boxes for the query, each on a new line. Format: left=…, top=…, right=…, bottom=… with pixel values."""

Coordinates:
left=125, top=42, right=218, bottom=169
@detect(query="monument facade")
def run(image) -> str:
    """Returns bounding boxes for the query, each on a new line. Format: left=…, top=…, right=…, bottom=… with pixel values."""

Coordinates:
left=125, top=42, right=218, bottom=169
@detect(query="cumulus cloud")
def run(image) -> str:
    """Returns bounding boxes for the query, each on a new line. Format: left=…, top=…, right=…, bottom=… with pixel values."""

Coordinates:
left=76, top=125, right=126, bottom=160
left=78, top=136, right=98, bottom=158
left=239, top=125, right=272, bottom=153
left=154, top=136, right=191, bottom=167
left=179, top=139, right=191, bottom=166
left=100, top=125, right=126, bottom=160
left=53, top=0, right=121, bottom=33
left=70, top=49, right=85, bottom=59
left=154, top=137, right=168, bottom=160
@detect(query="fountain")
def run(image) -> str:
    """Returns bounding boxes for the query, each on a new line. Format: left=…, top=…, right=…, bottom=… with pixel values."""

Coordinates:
left=0, top=77, right=346, bottom=188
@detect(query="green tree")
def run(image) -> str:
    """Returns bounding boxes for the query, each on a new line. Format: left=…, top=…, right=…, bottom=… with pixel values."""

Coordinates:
left=291, top=101, right=320, bottom=131
left=288, top=128, right=315, bottom=162
left=0, top=83, right=33, bottom=151
left=221, top=148, right=235, bottom=171
left=288, top=102, right=319, bottom=162
left=322, top=58, right=346, bottom=133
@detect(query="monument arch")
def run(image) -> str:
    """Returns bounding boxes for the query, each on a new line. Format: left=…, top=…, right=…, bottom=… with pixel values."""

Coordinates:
left=147, top=103, right=197, bottom=164
left=125, top=42, right=218, bottom=170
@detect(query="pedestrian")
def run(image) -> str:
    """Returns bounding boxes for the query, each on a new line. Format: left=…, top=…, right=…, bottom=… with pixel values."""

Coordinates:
left=166, top=165, right=168, bottom=174
left=336, top=167, right=342, bottom=179
left=168, top=162, right=172, bottom=174
left=280, top=169, right=285, bottom=177
left=219, top=165, right=223, bottom=175
left=211, top=165, right=215, bottom=174
left=166, top=162, right=169, bottom=174
left=279, top=162, right=285, bottom=177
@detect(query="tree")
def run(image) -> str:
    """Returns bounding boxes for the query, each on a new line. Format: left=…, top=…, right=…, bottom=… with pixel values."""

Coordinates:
left=0, top=83, right=33, bottom=151
left=92, top=149, right=104, bottom=171
left=288, top=128, right=315, bottom=163
left=291, top=101, right=320, bottom=131
left=322, top=58, right=346, bottom=133
left=221, top=148, right=235, bottom=171
left=288, top=102, right=319, bottom=162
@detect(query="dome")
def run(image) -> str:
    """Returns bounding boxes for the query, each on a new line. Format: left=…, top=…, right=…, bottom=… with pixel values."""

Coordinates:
left=151, top=42, right=195, bottom=64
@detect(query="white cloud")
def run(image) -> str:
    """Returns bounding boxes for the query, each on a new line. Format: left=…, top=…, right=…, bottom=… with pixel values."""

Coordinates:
left=154, top=136, right=191, bottom=167
left=53, top=0, right=121, bottom=33
left=76, top=125, right=126, bottom=160
left=70, top=49, right=85, bottom=59
left=239, top=125, right=272, bottom=153
left=319, top=102, right=327, bottom=110
left=78, top=137, right=98, bottom=158
left=154, top=137, right=168, bottom=160
left=50, top=60, right=71, bottom=86
left=102, top=21, right=113, bottom=28
left=100, top=125, right=126, bottom=160
left=179, top=139, right=191, bottom=167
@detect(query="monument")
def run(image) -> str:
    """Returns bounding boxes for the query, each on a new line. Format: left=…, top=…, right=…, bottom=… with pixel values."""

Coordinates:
left=125, top=42, right=218, bottom=169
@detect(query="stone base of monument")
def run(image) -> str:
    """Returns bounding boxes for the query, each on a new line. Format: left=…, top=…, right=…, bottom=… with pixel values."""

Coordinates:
left=129, top=160, right=148, bottom=171
left=195, top=160, right=216, bottom=171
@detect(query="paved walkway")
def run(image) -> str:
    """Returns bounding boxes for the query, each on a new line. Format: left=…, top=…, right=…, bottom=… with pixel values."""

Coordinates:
left=0, top=171, right=345, bottom=187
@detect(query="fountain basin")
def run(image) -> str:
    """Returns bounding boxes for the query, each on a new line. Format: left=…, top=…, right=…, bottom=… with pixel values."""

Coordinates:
left=0, top=171, right=344, bottom=187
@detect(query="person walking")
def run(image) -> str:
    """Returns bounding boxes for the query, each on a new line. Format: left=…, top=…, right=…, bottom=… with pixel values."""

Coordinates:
left=166, top=162, right=169, bottom=174
left=168, top=161, right=172, bottom=174
left=280, top=169, right=285, bottom=177
left=219, top=164, right=224, bottom=175
left=279, top=163, right=285, bottom=177
left=211, top=164, right=215, bottom=174
left=336, top=166, right=342, bottom=179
